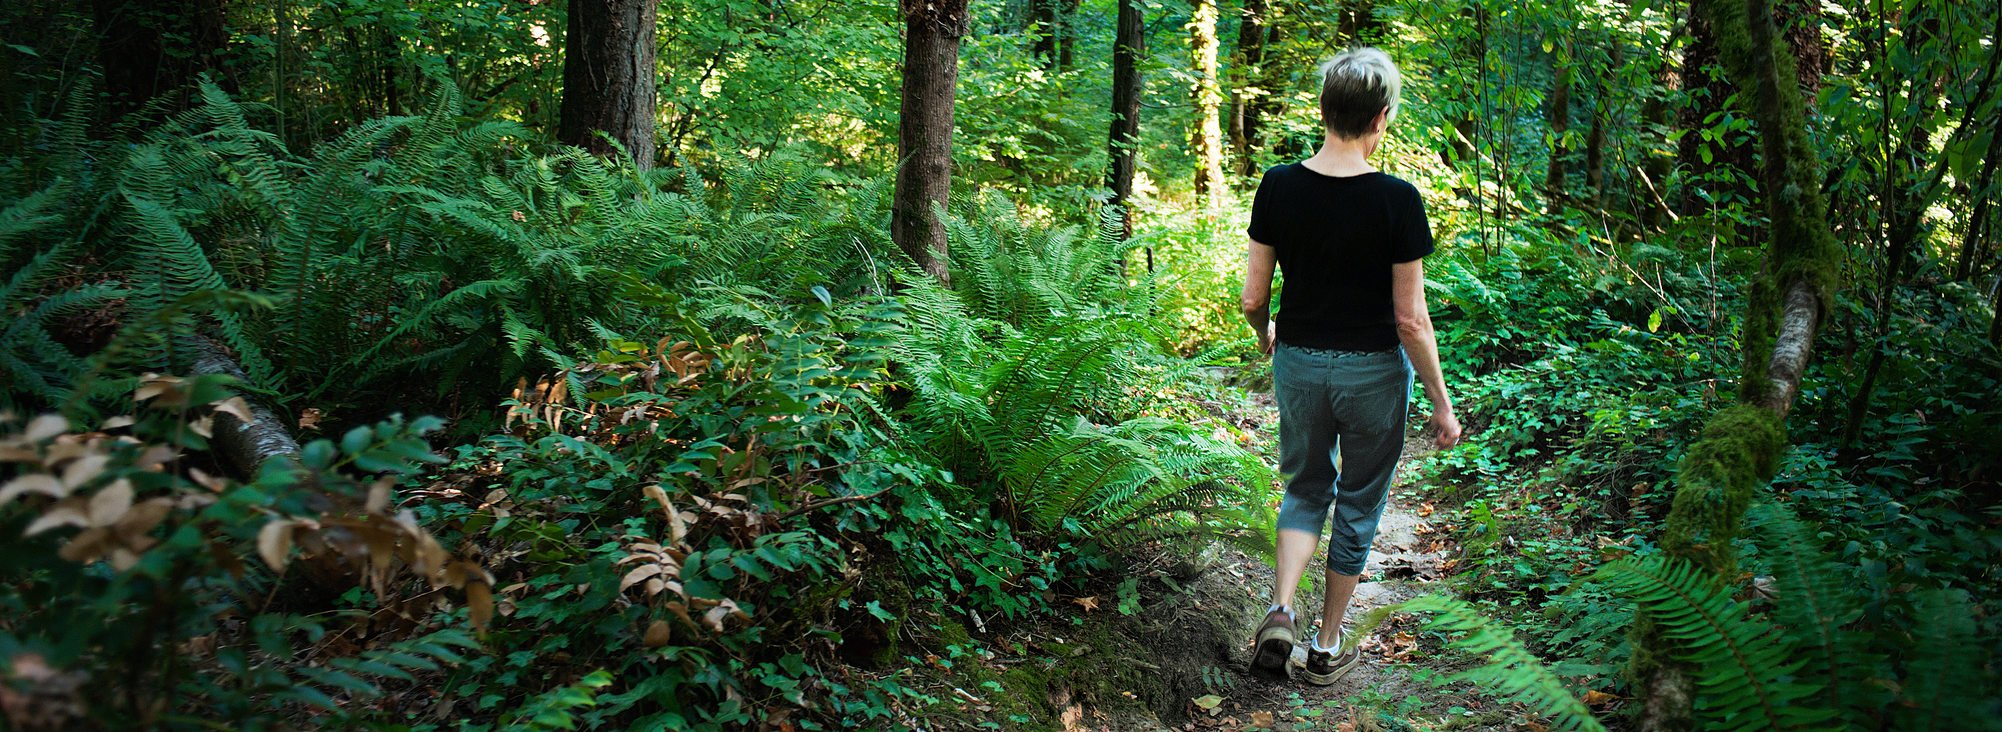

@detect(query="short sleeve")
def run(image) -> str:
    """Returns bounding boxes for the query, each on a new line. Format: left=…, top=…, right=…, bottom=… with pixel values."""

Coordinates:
left=1390, top=183, right=1434, bottom=263
left=1246, top=168, right=1278, bottom=246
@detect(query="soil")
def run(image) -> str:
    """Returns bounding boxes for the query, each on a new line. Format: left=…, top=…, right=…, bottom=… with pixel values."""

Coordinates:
left=1032, top=383, right=1521, bottom=731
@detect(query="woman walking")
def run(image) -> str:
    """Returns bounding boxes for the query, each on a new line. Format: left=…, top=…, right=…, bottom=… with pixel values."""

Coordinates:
left=1239, top=47, right=1461, bottom=686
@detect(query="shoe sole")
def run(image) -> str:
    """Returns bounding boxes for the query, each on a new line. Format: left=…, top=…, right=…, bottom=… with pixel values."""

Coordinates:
left=1302, top=652, right=1361, bottom=686
left=1250, top=627, right=1294, bottom=674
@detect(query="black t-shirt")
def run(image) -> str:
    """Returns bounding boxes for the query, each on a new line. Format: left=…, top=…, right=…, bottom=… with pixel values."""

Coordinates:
left=1247, top=163, right=1434, bottom=351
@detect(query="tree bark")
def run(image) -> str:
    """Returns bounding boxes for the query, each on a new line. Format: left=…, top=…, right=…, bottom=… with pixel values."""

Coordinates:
left=1634, top=0, right=1844, bottom=727
left=92, top=0, right=231, bottom=119
left=893, top=0, right=970, bottom=284
left=1107, top=0, right=1144, bottom=237
left=186, top=338, right=306, bottom=487
left=558, top=0, right=661, bottom=171
left=1545, top=60, right=1574, bottom=211
left=1032, top=0, right=1059, bottom=68
left=1189, top=0, right=1225, bottom=207
left=1674, top=0, right=1820, bottom=214
left=1227, top=0, right=1271, bottom=178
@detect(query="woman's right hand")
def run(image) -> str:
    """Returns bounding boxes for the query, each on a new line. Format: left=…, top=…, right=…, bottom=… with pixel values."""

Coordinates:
left=1427, top=408, right=1462, bottom=448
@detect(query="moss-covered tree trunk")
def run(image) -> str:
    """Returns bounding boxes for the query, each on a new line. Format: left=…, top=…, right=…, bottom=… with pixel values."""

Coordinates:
left=1632, top=0, right=1843, bottom=727
left=1189, top=0, right=1225, bottom=207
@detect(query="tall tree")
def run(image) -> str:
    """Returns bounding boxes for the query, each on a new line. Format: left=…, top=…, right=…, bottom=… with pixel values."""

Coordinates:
left=1227, top=0, right=1272, bottom=178
left=1029, top=0, right=1080, bottom=70
left=1544, top=58, right=1574, bottom=211
left=1189, top=0, right=1225, bottom=206
left=892, top=0, right=971, bottom=283
left=91, top=0, right=231, bottom=118
left=1107, top=0, right=1145, bottom=237
left=557, top=0, right=661, bottom=170
left=1674, top=0, right=1822, bottom=212
left=1633, top=0, right=1843, bottom=726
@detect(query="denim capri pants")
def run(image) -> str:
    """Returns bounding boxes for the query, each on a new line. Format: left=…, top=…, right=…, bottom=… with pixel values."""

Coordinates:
left=1272, top=342, right=1414, bottom=575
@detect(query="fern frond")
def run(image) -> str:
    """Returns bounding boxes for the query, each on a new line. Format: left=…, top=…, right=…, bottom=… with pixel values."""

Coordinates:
left=1361, top=595, right=1609, bottom=732
left=1594, top=555, right=1834, bottom=730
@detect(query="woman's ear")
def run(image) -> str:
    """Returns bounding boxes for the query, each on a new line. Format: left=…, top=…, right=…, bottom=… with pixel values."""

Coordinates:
left=1374, top=106, right=1390, bottom=134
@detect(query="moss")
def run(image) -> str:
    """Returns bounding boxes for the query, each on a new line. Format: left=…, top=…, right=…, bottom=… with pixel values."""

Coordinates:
left=1662, top=404, right=1786, bottom=577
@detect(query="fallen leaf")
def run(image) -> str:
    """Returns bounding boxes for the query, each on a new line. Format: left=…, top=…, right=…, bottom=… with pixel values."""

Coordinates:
left=1073, top=596, right=1100, bottom=612
left=1249, top=710, right=1274, bottom=728
left=0, top=474, right=65, bottom=505
left=1582, top=689, right=1619, bottom=706
left=257, top=519, right=294, bottom=570
left=1193, top=695, right=1224, bottom=716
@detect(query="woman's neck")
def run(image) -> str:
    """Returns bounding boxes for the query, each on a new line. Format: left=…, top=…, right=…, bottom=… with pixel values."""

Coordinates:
left=1302, top=133, right=1378, bottom=177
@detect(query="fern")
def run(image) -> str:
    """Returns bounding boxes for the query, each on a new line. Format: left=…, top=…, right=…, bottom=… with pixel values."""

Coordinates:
left=1743, top=501, right=1878, bottom=723
left=1593, top=555, right=1836, bottom=730
left=1356, top=595, right=1609, bottom=732
left=1896, top=588, right=1996, bottom=731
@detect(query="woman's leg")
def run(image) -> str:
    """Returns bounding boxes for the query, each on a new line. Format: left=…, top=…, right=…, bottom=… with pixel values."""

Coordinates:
left=1271, top=346, right=1339, bottom=611
left=1317, top=350, right=1415, bottom=645
left=1315, top=570, right=1361, bottom=648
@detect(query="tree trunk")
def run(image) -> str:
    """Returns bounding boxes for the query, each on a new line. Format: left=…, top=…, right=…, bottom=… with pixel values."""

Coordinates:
left=1228, top=0, right=1271, bottom=178
left=1337, top=0, right=1382, bottom=43
left=893, top=0, right=969, bottom=284
left=1633, top=0, right=1844, bottom=727
left=1107, top=0, right=1144, bottom=237
left=1189, top=0, right=1225, bottom=206
left=1058, top=0, right=1080, bottom=69
left=558, top=0, right=661, bottom=171
left=1032, top=0, right=1059, bottom=68
left=92, top=0, right=231, bottom=119
left=1545, top=60, right=1574, bottom=211
left=1675, top=0, right=1821, bottom=215
left=1956, top=102, right=2002, bottom=280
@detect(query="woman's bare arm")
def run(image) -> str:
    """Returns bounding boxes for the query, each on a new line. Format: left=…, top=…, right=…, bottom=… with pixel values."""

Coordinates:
left=1392, top=259, right=1461, bottom=447
left=1242, top=240, right=1279, bottom=354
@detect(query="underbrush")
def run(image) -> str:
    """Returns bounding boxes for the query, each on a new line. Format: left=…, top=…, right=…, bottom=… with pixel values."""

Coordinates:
left=0, top=82, right=1273, bottom=730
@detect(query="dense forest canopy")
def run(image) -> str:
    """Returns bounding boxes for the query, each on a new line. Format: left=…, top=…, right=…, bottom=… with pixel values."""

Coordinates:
left=0, top=0, right=1997, bottom=729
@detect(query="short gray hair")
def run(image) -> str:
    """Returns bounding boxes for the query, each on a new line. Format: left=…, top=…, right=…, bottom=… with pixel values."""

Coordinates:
left=1318, top=47, right=1402, bottom=139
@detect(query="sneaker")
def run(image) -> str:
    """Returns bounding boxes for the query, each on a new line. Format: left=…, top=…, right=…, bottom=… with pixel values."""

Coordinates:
left=1250, top=607, right=1296, bottom=673
left=1302, top=641, right=1362, bottom=686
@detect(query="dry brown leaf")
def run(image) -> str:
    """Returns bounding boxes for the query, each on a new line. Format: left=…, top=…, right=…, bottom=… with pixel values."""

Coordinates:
left=1072, top=596, right=1100, bottom=612
left=0, top=474, right=65, bottom=505
left=1581, top=689, right=1618, bottom=706
left=257, top=519, right=294, bottom=571
left=643, top=619, right=672, bottom=648
left=211, top=397, right=254, bottom=424
left=1249, top=711, right=1274, bottom=728
left=86, top=480, right=134, bottom=527
left=100, top=415, right=135, bottom=430
left=621, top=564, right=665, bottom=592
left=297, top=408, right=324, bottom=431
left=114, top=497, right=172, bottom=536
left=365, top=477, right=394, bottom=514
left=22, top=497, right=88, bottom=536
left=187, top=415, right=213, bottom=439
left=23, top=414, right=68, bottom=442
left=60, top=454, right=110, bottom=490
left=57, top=527, right=110, bottom=564
left=466, top=581, right=494, bottom=631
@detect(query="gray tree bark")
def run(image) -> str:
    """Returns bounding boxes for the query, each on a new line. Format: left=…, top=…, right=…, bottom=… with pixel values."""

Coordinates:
left=892, top=0, right=970, bottom=283
left=557, top=0, right=661, bottom=170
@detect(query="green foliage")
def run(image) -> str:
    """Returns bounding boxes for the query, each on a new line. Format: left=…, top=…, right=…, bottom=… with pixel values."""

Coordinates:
left=893, top=197, right=1276, bottom=555
left=1595, top=554, right=1834, bottom=730
left=0, top=378, right=479, bottom=728
left=1360, top=594, right=1609, bottom=732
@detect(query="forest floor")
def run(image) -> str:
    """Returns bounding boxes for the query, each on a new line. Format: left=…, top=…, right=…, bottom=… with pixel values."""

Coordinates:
left=1150, top=384, right=1519, bottom=732
left=920, top=380, right=1538, bottom=731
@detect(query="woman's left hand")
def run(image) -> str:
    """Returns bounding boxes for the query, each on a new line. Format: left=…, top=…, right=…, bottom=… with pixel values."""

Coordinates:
left=1258, top=321, right=1276, bottom=355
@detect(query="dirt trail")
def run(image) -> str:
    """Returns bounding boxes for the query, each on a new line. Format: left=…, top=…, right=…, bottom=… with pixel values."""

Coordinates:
left=1125, top=385, right=1512, bottom=731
